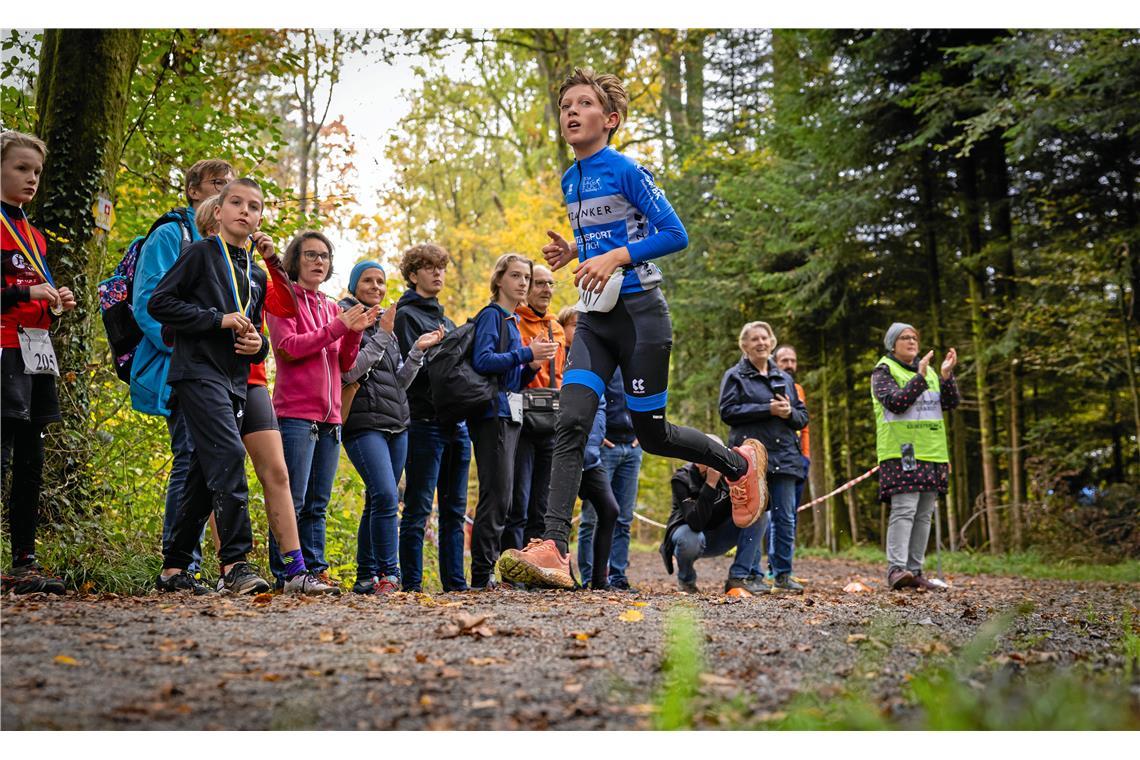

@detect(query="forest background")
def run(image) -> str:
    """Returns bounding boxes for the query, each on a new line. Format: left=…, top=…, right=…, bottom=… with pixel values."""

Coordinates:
left=1, top=27, right=1138, bottom=592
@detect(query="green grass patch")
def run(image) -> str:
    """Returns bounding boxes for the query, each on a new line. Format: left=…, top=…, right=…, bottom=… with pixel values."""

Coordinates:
left=796, top=545, right=1140, bottom=583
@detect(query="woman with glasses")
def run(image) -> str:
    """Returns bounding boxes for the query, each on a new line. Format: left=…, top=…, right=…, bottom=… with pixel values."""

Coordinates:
left=265, top=230, right=377, bottom=590
left=871, top=322, right=959, bottom=591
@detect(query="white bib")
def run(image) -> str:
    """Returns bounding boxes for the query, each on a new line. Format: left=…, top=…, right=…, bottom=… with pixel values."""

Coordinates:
left=18, top=327, right=59, bottom=376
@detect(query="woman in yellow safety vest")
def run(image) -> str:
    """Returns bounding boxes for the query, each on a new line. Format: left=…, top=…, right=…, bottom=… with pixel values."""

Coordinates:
left=871, top=323, right=959, bottom=591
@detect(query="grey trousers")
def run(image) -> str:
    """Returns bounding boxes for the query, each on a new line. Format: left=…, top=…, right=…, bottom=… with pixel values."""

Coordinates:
left=886, top=491, right=937, bottom=572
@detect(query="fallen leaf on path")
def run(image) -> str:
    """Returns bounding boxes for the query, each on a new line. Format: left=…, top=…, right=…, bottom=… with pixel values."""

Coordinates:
left=568, top=628, right=600, bottom=640
left=618, top=609, right=644, bottom=622
left=439, top=612, right=496, bottom=638
left=631, top=601, right=648, bottom=608
left=262, top=673, right=284, bottom=682
left=564, top=683, right=584, bottom=693
left=53, top=655, right=78, bottom=666
left=844, top=581, right=873, bottom=593
left=846, top=634, right=869, bottom=644
left=471, top=699, right=499, bottom=709
left=467, top=657, right=500, bottom=666
left=251, top=593, right=273, bottom=605
left=699, top=673, right=736, bottom=687
left=370, top=645, right=402, bottom=655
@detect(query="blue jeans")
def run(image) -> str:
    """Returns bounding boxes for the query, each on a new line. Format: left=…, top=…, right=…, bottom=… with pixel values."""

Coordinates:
left=399, top=419, right=471, bottom=592
left=271, top=418, right=341, bottom=581
left=163, top=406, right=203, bottom=573
left=672, top=517, right=765, bottom=584
left=344, top=429, right=407, bottom=581
left=577, top=441, right=642, bottom=585
left=765, top=474, right=799, bottom=576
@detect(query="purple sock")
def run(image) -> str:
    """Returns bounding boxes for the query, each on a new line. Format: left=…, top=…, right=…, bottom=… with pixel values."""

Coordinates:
left=283, top=550, right=307, bottom=578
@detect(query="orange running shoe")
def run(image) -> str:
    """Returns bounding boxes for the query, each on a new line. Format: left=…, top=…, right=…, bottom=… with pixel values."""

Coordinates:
left=497, top=539, right=576, bottom=590
left=728, top=438, right=768, bottom=528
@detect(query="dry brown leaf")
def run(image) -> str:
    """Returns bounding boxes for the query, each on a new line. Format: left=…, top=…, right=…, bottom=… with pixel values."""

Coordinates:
left=564, top=682, right=584, bottom=693
left=262, top=673, right=284, bottom=682
left=846, top=634, right=869, bottom=644
left=468, top=657, right=499, bottom=666
left=471, top=699, right=499, bottom=709
left=844, top=581, right=873, bottom=593
left=251, top=593, right=274, bottom=605
left=415, top=652, right=428, bottom=663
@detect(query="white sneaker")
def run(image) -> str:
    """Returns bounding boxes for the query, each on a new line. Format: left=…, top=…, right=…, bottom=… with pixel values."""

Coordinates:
left=283, top=571, right=340, bottom=595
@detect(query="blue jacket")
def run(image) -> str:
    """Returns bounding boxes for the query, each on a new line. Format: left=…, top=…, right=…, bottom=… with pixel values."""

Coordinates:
left=470, top=303, right=537, bottom=420
left=719, top=356, right=809, bottom=480
left=584, top=395, right=608, bottom=472
left=129, top=208, right=200, bottom=416
left=603, top=367, right=635, bottom=444
left=559, top=145, right=688, bottom=295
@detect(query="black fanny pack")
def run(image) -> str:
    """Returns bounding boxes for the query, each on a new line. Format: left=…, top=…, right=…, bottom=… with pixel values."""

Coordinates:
left=523, top=321, right=559, bottom=435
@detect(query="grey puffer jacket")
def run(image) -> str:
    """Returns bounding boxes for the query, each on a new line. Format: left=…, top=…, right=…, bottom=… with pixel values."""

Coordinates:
left=339, top=296, right=424, bottom=438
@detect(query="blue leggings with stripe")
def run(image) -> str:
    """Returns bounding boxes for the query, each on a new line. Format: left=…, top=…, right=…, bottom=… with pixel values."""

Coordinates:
left=543, top=288, right=747, bottom=551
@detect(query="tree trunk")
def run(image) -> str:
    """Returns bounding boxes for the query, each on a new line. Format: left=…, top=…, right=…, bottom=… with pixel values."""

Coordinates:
left=655, top=30, right=685, bottom=161
left=959, top=153, right=1003, bottom=553
left=839, top=334, right=860, bottom=546
left=808, top=364, right=827, bottom=548
left=682, top=30, right=706, bottom=145
left=983, top=136, right=1023, bottom=550
left=919, top=146, right=960, bottom=550
left=819, top=335, right=837, bottom=552
left=33, top=29, right=144, bottom=513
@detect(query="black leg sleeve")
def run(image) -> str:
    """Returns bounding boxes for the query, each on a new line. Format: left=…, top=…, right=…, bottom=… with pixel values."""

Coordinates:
left=630, top=409, right=748, bottom=481
left=542, top=384, right=598, bottom=553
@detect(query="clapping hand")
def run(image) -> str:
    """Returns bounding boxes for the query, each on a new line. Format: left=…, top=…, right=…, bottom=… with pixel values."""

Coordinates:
left=528, top=336, right=558, bottom=368
left=415, top=325, right=446, bottom=351
left=941, top=347, right=958, bottom=380
left=917, top=350, right=934, bottom=378
left=339, top=303, right=379, bottom=333
left=378, top=304, right=397, bottom=335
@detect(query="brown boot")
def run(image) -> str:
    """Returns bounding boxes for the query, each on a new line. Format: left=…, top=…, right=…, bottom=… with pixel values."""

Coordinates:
left=911, top=571, right=947, bottom=592
left=887, top=567, right=915, bottom=590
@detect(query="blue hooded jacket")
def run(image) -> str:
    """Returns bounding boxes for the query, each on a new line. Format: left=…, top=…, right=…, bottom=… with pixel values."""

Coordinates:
left=129, top=208, right=200, bottom=417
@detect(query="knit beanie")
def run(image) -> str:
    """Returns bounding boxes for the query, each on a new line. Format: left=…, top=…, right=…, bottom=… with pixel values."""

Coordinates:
left=348, top=260, right=384, bottom=296
left=884, top=322, right=915, bottom=352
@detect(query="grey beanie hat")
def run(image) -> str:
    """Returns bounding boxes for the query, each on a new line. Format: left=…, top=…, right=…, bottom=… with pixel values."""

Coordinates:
left=885, top=322, right=915, bottom=352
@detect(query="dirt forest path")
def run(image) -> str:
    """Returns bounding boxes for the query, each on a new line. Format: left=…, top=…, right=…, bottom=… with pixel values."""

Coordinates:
left=3, top=552, right=1137, bottom=730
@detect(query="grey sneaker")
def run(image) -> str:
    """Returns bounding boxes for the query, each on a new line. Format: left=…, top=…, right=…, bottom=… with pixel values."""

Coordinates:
left=284, top=571, right=340, bottom=596
left=219, top=562, right=271, bottom=595
left=677, top=578, right=699, bottom=593
left=352, top=576, right=378, bottom=594
left=725, top=575, right=772, bottom=596
left=772, top=573, right=804, bottom=594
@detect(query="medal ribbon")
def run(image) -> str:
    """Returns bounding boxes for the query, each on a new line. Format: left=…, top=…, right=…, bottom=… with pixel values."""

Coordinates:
left=214, top=235, right=252, bottom=316
left=1, top=208, right=54, bottom=287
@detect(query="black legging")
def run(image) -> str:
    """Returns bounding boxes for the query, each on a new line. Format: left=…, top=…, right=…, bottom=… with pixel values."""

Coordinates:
left=578, top=466, right=618, bottom=589
left=1, top=418, right=45, bottom=560
left=544, top=384, right=746, bottom=553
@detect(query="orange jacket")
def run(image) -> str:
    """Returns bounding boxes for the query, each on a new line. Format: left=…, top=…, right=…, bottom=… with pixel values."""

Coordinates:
left=515, top=303, right=566, bottom=389
left=795, top=381, right=810, bottom=457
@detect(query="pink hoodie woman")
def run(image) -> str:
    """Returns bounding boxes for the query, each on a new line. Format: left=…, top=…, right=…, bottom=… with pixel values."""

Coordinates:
left=264, top=230, right=375, bottom=586
left=267, top=283, right=362, bottom=424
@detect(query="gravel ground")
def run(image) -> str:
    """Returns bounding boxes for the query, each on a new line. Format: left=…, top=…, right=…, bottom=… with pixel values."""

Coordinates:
left=3, top=552, right=1137, bottom=730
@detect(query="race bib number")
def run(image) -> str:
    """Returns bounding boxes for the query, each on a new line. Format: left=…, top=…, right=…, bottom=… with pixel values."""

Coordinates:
left=507, top=391, right=524, bottom=424
left=18, top=327, right=60, bottom=376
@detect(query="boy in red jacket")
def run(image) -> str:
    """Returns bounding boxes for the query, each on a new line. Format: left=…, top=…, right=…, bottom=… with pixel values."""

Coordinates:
left=1, top=130, right=77, bottom=594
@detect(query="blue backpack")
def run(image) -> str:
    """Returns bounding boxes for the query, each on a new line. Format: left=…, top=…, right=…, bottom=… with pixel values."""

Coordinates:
left=97, top=208, right=192, bottom=383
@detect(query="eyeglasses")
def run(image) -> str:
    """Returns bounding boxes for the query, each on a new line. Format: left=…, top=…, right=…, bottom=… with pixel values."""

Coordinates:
left=302, top=250, right=330, bottom=262
left=203, top=178, right=230, bottom=190
left=418, top=264, right=446, bottom=273
left=533, top=280, right=556, bottom=289
left=897, top=335, right=919, bottom=342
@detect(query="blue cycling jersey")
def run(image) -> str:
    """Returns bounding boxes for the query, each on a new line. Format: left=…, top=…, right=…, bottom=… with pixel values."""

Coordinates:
left=561, top=145, right=688, bottom=294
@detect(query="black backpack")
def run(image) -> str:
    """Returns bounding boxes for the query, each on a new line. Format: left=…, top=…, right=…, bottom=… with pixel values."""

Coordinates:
left=427, top=305, right=509, bottom=424
left=97, top=208, right=193, bottom=383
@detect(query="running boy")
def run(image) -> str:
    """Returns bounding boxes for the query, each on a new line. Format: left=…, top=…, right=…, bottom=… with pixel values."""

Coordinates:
left=498, top=69, right=767, bottom=589
left=148, top=178, right=272, bottom=594
left=1, top=130, right=77, bottom=594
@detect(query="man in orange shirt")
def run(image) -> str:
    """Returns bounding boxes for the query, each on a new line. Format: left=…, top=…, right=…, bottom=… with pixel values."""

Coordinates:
left=775, top=345, right=810, bottom=510
left=503, top=264, right=567, bottom=551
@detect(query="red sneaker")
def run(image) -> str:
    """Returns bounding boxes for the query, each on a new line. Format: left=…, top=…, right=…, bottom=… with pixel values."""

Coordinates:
left=497, top=539, right=575, bottom=590
left=728, top=438, right=767, bottom=528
